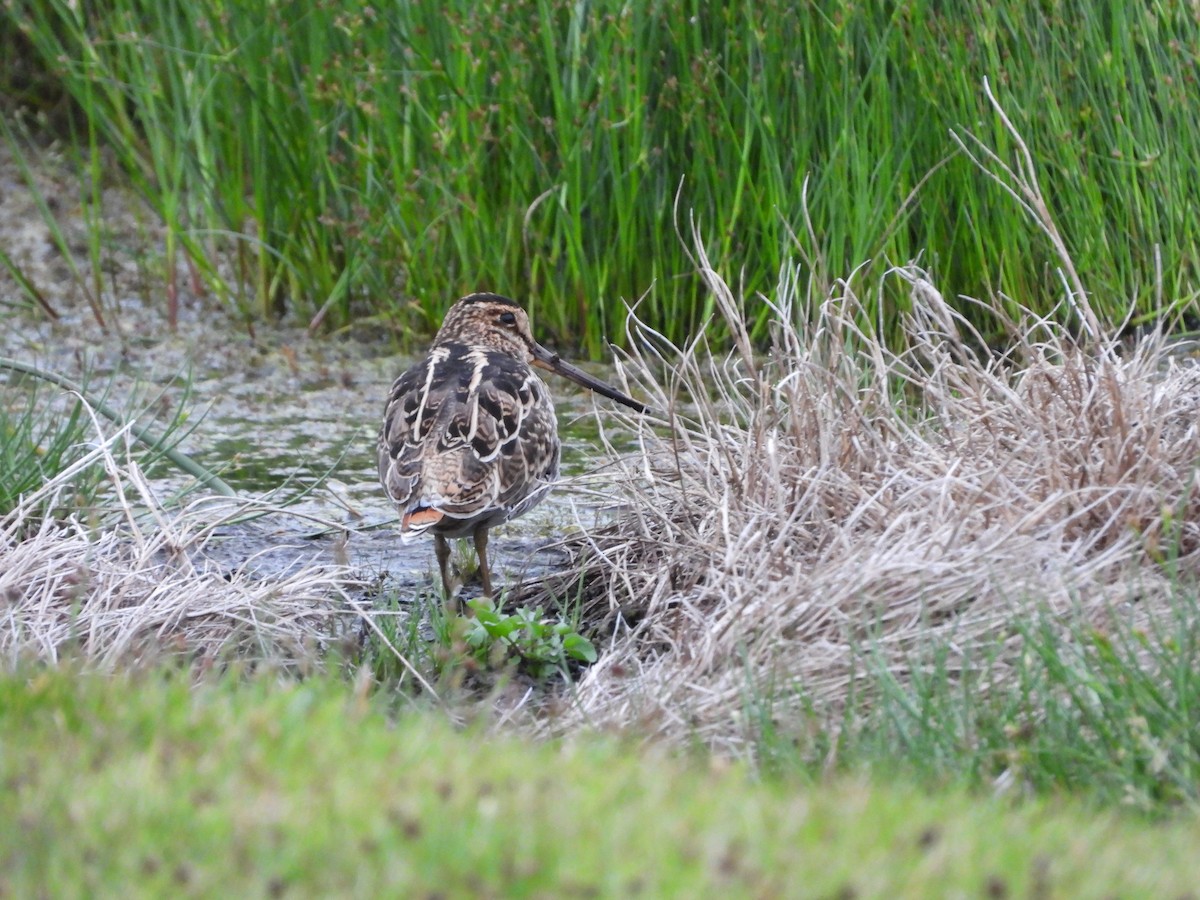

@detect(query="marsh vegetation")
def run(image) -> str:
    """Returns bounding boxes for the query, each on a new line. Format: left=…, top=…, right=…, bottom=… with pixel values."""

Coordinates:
left=3, top=0, right=1200, bottom=893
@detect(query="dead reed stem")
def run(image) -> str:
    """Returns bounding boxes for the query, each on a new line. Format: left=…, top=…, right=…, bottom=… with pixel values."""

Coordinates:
left=541, top=257, right=1200, bottom=753
left=0, top=415, right=370, bottom=675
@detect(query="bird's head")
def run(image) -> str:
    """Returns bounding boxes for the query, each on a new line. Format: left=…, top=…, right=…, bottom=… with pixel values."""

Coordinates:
left=435, top=293, right=647, bottom=413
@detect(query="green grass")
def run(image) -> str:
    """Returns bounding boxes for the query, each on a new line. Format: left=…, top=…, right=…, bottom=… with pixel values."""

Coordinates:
left=0, top=369, right=105, bottom=521
left=3, top=666, right=1200, bottom=897
left=5, top=0, right=1199, bottom=351
left=749, top=582, right=1200, bottom=818
left=0, top=361, right=231, bottom=524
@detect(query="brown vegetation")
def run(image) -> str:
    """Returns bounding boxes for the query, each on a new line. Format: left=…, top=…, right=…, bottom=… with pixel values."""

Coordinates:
left=535, top=247, right=1200, bottom=750
left=0, top=430, right=360, bottom=669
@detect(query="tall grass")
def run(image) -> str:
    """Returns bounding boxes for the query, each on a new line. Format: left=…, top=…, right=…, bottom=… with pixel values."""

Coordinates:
left=518, top=225, right=1200, bottom=757
left=5, top=0, right=1198, bottom=351
left=0, top=370, right=105, bottom=520
left=0, top=360, right=233, bottom=527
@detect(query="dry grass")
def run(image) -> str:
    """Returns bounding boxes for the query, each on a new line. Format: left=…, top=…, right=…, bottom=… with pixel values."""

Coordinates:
left=5, top=82, right=1198, bottom=757
left=0, top=417, right=362, bottom=670
left=530, top=246, right=1200, bottom=750
left=515, top=88, right=1200, bottom=750
left=5, top=271, right=1199, bottom=752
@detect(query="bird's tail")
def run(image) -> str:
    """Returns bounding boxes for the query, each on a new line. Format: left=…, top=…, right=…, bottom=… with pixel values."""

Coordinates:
left=399, top=505, right=445, bottom=543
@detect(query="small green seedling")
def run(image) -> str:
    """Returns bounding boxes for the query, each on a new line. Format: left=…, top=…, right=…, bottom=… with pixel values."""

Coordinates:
left=461, top=597, right=597, bottom=680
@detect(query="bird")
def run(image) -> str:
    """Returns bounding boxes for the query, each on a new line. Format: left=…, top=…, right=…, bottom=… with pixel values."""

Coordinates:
left=378, top=292, right=646, bottom=601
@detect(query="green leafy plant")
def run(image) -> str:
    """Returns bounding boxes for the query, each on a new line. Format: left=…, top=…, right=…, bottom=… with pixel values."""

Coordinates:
left=459, top=597, right=597, bottom=681
left=355, top=586, right=597, bottom=691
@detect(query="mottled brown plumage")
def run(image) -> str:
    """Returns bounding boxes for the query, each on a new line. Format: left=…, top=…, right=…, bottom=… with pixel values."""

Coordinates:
left=378, top=293, right=645, bottom=599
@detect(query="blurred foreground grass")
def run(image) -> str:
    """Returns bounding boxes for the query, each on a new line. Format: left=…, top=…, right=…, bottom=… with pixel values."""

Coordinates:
left=3, top=668, right=1200, bottom=897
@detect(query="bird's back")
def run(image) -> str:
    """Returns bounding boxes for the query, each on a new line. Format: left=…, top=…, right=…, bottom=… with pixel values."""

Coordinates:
left=378, top=341, right=560, bottom=539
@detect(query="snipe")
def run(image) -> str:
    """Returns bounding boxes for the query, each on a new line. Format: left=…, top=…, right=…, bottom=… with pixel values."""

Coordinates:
left=378, top=293, right=646, bottom=599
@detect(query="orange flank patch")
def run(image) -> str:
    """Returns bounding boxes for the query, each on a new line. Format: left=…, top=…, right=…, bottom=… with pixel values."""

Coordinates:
left=402, top=506, right=444, bottom=531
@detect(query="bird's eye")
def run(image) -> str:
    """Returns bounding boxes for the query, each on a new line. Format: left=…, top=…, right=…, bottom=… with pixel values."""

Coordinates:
left=499, top=311, right=517, bottom=326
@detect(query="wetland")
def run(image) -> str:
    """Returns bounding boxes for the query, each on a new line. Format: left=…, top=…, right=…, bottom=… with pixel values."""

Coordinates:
left=6, top=2, right=1200, bottom=889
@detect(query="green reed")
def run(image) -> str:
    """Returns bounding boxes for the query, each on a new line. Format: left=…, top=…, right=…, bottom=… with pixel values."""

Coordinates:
left=0, top=362, right=232, bottom=525
left=5, top=0, right=1199, bottom=352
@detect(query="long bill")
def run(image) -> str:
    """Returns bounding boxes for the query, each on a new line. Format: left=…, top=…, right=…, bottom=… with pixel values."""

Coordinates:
left=531, top=344, right=647, bottom=413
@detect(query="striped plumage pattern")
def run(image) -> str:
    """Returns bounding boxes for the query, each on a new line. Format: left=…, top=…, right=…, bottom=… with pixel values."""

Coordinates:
left=378, top=293, right=645, bottom=600
left=378, top=336, right=560, bottom=540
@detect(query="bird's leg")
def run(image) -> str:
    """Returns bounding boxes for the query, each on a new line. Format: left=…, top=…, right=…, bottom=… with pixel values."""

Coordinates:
left=473, top=524, right=494, bottom=599
left=433, top=534, right=455, bottom=606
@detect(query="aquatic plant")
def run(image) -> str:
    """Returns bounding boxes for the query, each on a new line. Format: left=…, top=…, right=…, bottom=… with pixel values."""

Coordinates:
left=5, top=0, right=1199, bottom=348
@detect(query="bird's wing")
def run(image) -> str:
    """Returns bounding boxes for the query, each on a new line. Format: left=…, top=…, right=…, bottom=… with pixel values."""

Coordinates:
left=378, top=346, right=557, bottom=531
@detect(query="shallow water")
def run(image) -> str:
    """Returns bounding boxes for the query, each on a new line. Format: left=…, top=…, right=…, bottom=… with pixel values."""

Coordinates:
left=0, top=295, right=629, bottom=601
